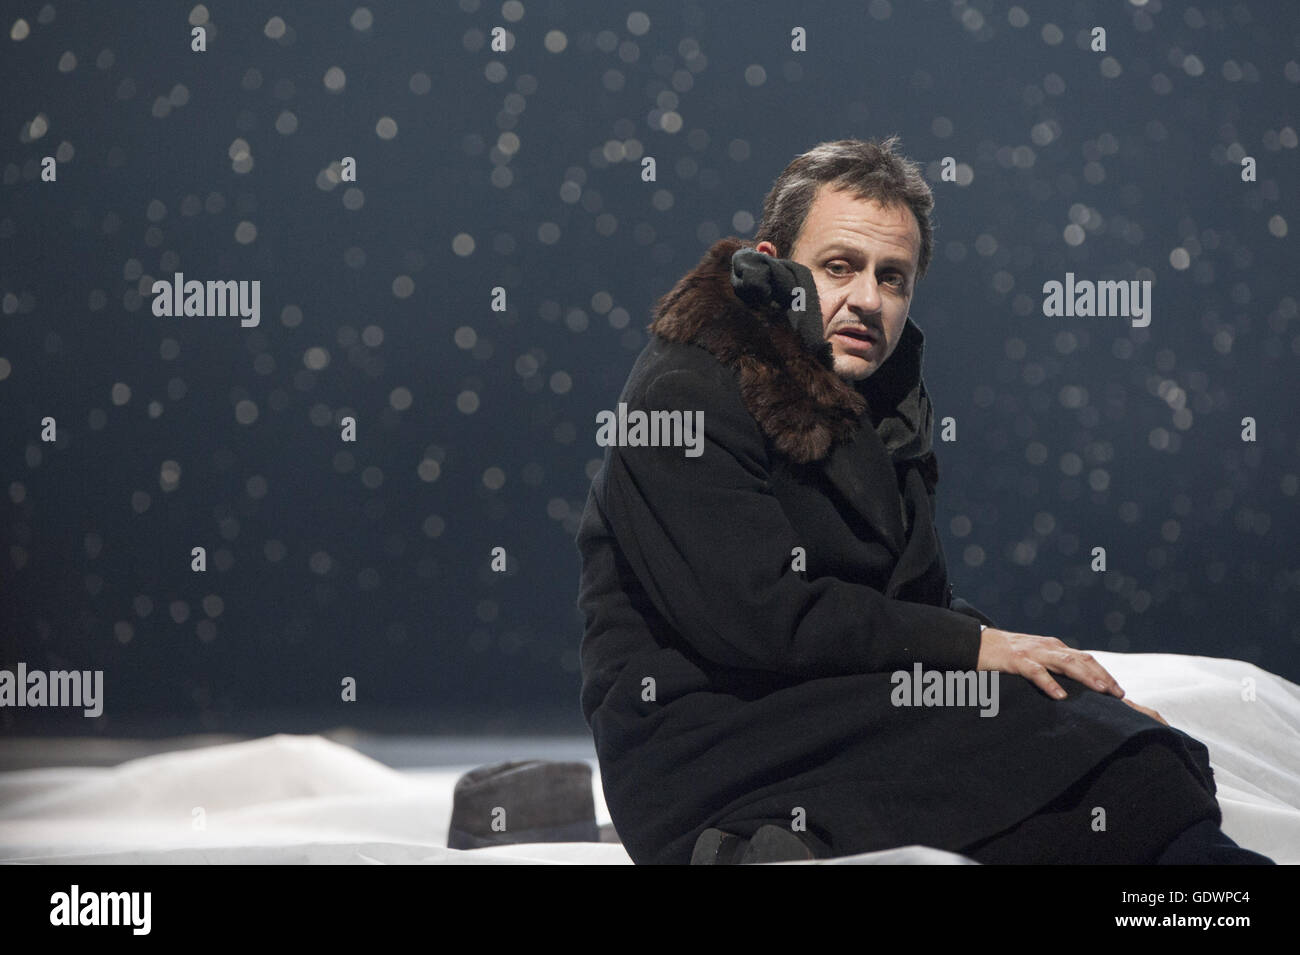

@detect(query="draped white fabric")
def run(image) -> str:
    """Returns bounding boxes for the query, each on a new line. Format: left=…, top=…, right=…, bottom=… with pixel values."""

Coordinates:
left=2, top=652, right=1296, bottom=865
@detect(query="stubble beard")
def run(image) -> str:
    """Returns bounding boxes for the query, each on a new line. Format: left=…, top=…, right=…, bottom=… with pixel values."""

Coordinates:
left=832, top=352, right=876, bottom=381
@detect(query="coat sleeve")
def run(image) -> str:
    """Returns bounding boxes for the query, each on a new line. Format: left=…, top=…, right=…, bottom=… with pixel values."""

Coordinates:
left=926, top=467, right=999, bottom=632
left=949, top=595, right=998, bottom=629
left=599, top=365, right=984, bottom=680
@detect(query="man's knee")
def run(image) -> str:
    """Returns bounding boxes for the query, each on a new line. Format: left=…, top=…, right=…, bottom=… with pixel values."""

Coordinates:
left=1154, top=818, right=1276, bottom=865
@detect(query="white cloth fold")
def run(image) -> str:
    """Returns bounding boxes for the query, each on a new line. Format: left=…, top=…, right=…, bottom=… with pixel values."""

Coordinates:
left=1, top=651, right=1296, bottom=864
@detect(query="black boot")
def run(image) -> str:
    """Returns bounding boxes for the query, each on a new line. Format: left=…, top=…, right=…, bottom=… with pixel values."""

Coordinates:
left=690, top=827, right=749, bottom=864
left=690, top=824, right=822, bottom=864
left=737, top=824, right=818, bottom=864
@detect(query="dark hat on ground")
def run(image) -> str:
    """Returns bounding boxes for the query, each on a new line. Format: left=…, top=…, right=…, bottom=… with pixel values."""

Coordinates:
left=447, top=759, right=602, bottom=850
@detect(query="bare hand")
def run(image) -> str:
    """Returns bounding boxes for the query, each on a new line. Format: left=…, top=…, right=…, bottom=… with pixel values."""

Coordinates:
left=976, top=628, right=1126, bottom=701
left=1122, top=698, right=1168, bottom=726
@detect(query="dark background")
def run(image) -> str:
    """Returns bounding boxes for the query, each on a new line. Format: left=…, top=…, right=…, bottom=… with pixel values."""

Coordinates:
left=1, top=0, right=1296, bottom=737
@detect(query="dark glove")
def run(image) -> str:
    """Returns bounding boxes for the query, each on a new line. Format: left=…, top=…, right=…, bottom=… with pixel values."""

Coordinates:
left=730, top=247, right=833, bottom=364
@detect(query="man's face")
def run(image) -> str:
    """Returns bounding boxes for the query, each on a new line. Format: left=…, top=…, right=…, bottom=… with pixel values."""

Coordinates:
left=756, top=185, right=920, bottom=381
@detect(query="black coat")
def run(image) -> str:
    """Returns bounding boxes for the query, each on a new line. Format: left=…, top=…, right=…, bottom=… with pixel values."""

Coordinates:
left=575, top=237, right=1218, bottom=864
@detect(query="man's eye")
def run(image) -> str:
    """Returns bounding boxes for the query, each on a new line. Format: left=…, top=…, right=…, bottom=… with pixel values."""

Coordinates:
left=883, top=272, right=905, bottom=288
left=827, top=262, right=849, bottom=275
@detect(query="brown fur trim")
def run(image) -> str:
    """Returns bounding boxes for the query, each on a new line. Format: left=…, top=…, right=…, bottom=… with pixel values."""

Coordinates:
left=645, top=237, right=867, bottom=463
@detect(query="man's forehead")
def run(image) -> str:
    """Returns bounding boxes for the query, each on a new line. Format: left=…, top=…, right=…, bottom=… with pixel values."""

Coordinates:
left=798, top=187, right=920, bottom=263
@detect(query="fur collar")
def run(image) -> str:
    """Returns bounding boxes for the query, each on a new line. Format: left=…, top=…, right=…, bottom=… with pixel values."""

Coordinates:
left=645, top=236, right=869, bottom=464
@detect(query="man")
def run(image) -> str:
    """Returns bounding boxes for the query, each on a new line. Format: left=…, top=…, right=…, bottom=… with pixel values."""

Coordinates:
left=574, top=137, right=1270, bottom=865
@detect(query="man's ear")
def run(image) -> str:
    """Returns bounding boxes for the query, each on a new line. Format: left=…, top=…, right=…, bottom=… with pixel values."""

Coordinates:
left=754, top=240, right=778, bottom=258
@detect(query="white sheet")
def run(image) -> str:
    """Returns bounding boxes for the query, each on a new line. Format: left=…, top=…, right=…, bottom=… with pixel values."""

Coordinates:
left=1, top=651, right=1296, bottom=864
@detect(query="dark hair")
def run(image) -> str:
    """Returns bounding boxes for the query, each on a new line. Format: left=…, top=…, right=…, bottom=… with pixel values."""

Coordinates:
left=753, top=135, right=935, bottom=281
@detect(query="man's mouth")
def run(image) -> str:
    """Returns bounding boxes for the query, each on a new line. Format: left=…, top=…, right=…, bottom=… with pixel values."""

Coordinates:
left=831, top=326, right=879, bottom=353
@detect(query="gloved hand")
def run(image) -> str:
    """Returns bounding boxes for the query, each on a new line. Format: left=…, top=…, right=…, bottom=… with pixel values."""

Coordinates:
left=729, top=247, right=833, bottom=364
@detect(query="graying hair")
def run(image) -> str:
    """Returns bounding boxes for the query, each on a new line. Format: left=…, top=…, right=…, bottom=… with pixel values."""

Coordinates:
left=754, top=136, right=935, bottom=281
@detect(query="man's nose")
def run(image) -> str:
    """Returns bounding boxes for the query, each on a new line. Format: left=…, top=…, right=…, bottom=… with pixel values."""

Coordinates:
left=846, top=271, right=883, bottom=316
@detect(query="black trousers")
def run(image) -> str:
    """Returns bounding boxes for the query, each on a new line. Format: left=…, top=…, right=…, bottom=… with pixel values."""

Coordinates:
left=957, top=734, right=1275, bottom=865
left=1152, top=818, right=1274, bottom=865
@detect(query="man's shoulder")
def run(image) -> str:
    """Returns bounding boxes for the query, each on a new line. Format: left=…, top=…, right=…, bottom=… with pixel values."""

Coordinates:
left=612, top=333, right=767, bottom=453
left=622, top=333, right=744, bottom=408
